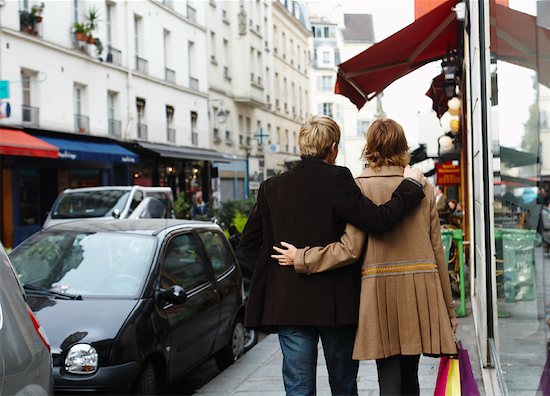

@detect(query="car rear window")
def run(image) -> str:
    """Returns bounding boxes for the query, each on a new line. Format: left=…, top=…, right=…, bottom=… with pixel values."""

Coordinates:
left=51, top=190, right=130, bottom=219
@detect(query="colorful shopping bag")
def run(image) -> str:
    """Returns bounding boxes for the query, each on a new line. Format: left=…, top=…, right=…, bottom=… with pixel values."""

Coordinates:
left=434, top=342, right=480, bottom=396
left=434, top=356, right=461, bottom=396
left=457, top=344, right=480, bottom=396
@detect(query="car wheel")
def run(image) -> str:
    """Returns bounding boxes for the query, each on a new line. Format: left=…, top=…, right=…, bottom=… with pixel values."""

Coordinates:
left=132, top=362, right=157, bottom=395
left=243, top=328, right=257, bottom=352
left=215, top=317, right=245, bottom=371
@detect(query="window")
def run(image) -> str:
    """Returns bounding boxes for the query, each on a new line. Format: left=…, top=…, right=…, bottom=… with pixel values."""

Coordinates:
left=73, top=0, right=80, bottom=23
left=285, top=129, right=289, bottom=152
left=357, top=120, right=371, bottom=136
left=160, top=233, right=209, bottom=291
left=107, top=92, right=116, bottom=120
left=319, top=102, right=333, bottom=118
left=136, top=98, right=145, bottom=123
left=134, top=15, right=141, bottom=56
left=198, top=231, right=235, bottom=278
left=166, top=106, right=174, bottom=127
left=191, top=111, right=198, bottom=145
left=21, top=72, right=31, bottom=107
left=106, top=2, right=113, bottom=47
left=322, top=51, right=330, bottom=65
left=74, top=85, right=84, bottom=116
left=317, top=76, right=334, bottom=91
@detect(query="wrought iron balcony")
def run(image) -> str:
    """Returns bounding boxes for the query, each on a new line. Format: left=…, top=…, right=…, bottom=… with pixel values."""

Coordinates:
left=167, top=127, right=176, bottom=143
left=108, top=118, right=121, bottom=137
left=21, top=105, right=39, bottom=127
left=74, top=114, right=90, bottom=134
left=165, top=68, right=176, bottom=84
left=137, top=123, right=148, bottom=140
left=106, top=46, right=122, bottom=66
left=189, top=76, right=199, bottom=91
left=135, top=56, right=148, bottom=74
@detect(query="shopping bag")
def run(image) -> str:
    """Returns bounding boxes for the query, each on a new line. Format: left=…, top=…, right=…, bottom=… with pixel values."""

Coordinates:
left=538, top=348, right=550, bottom=395
left=434, top=356, right=460, bottom=396
left=434, top=342, right=480, bottom=396
left=457, top=343, right=480, bottom=396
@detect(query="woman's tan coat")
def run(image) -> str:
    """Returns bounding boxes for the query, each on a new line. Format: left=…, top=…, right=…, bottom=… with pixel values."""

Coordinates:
left=293, top=166, right=457, bottom=359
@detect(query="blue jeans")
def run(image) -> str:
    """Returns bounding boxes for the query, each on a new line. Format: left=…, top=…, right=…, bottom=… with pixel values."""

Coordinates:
left=278, top=325, right=359, bottom=396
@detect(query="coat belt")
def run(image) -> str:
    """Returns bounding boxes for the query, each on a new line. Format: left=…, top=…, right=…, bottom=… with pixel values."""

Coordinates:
left=361, top=262, right=437, bottom=278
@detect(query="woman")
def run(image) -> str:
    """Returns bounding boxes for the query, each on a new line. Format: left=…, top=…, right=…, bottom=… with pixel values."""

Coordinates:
left=273, top=119, right=458, bottom=396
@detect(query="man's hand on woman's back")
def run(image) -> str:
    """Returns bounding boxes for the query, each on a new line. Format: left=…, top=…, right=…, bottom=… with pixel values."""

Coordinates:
left=403, top=165, right=426, bottom=187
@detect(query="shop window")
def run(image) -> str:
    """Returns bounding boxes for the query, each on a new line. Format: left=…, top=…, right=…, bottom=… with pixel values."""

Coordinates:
left=18, top=168, right=39, bottom=226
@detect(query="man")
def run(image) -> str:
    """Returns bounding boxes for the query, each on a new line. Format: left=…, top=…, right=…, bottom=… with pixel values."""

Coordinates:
left=435, top=185, right=448, bottom=212
left=240, top=115, right=425, bottom=396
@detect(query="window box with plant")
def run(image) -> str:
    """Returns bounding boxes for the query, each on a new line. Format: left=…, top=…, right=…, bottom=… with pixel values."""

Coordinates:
left=19, top=2, right=44, bottom=36
left=72, top=6, right=103, bottom=58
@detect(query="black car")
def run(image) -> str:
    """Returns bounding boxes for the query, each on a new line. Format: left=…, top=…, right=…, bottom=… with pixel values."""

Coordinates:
left=9, top=219, right=246, bottom=394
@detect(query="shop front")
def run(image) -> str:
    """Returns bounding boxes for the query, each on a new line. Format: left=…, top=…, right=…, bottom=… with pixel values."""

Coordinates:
left=0, top=128, right=138, bottom=247
left=133, top=141, right=248, bottom=217
left=466, top=1, right=550, bottom=393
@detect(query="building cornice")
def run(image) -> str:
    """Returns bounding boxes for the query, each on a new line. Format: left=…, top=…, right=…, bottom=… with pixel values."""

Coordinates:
left=149, top=0, right=207, bottom=32
left=273, top=1, right=312, bottom=38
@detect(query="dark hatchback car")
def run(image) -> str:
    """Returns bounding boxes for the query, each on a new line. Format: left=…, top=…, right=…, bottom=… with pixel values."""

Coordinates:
left=9, top=219, right=247, bottom=395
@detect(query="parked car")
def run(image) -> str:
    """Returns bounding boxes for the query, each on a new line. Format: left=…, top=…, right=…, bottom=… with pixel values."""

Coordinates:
left=9, top=219, right=246, bottom=395
left=43, top=186, right=175, bottom=229
left=0, top=242, right=53, bottom=395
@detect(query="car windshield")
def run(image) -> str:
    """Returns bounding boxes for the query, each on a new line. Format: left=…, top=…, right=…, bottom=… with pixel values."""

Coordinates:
left=51, top=190, right=130, bottom=219
left=9, top=231, right=157, bottom=298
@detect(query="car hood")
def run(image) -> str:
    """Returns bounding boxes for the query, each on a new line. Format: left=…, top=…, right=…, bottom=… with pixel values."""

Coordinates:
left=27, top=296, right=139, bottom=354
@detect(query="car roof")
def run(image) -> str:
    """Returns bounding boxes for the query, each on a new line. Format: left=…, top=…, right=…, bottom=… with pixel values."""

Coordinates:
left=44, top=219, right=221, bottom=235
left=62, top=186, right=172, bottom=193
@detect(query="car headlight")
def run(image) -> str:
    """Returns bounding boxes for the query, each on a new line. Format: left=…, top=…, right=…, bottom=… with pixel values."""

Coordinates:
left=65, top=344, right=98, bottom=374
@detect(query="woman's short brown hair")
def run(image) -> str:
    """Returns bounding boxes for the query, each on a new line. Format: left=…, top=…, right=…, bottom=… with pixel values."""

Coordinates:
left=298, top=115, right=341, bottom=158
left=363, top=119, right=410, bottom=168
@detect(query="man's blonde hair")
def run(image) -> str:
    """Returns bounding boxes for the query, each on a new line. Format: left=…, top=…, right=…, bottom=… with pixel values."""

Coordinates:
left=298, top=115, right=341, bottom=158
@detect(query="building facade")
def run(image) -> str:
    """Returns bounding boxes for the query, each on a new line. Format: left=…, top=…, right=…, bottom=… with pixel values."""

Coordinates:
left=204, top=0, right=310, bottom=200
left=309, top=12, right=378, bottom=177
left=0, top=0, right=214, bottom=246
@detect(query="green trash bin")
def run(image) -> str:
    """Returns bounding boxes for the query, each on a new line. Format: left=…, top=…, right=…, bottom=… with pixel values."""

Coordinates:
left=500, top=228, right=538, bottom=303
left=441, top=229, right=466, bottom=317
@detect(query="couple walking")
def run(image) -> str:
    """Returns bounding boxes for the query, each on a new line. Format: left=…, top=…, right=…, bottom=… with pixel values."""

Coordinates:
left=240, top=116, right=458, bottom=396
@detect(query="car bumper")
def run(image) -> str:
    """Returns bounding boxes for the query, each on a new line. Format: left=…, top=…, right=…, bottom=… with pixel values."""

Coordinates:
left=53, top=361, right=140, bottom=394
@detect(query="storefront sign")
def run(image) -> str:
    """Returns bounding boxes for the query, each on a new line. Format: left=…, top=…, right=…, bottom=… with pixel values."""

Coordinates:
left=0, top=81, right=9, bottom=99
left=436, top=162, right=461, bottom=185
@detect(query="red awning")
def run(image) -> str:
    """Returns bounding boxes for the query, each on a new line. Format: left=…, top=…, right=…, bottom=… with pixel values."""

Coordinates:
left=335, top=0, right=458, bottom=110
left=0, top=129, right=59, bottom=158
left=492, top=3, right=550, bottom=88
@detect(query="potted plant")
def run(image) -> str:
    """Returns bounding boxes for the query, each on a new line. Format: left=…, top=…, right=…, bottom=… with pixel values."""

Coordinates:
left=94, top=37, right=104, bottom=57
left=72, top=22, right=88, bottom=42
left=85, top=6, right=100, bottom=43
left=31, top=2, right=44, bottom=23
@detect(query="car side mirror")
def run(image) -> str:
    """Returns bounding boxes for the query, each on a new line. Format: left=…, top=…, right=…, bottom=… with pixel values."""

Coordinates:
left=158, top=285, right=187, bottom=305
left=111, top=208, right=121, bottom=219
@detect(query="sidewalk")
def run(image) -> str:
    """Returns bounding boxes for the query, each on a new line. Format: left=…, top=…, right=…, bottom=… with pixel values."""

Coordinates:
left=196, top=310, right=486, bottom=395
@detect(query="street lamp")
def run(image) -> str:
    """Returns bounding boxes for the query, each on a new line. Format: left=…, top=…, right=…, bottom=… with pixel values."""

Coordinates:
left=441, top=52, right=458, bottom=98
left=209, top=99, right=227, bottom=125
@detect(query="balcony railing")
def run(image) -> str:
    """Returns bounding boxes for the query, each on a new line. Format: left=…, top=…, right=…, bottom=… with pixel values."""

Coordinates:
left=137, top=123, right=148, bottom=140
left=167, top=127, right=175, bottom=143
left=21, top=105, right=39, bottom=127
left=189, top=76, right=199, bottom=91
left=165, top=68, right=176, bottom=84
left=106, top=46, right=122, bottom=66
left=187, top=5, right=197, bottom=22
left=108, top=118, right=121, bottom=137
left=135, top=56, right=148, bottom=74
left=191, top=131, right=198, bottom=145
left=74, top=114, right=90, bottom=134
